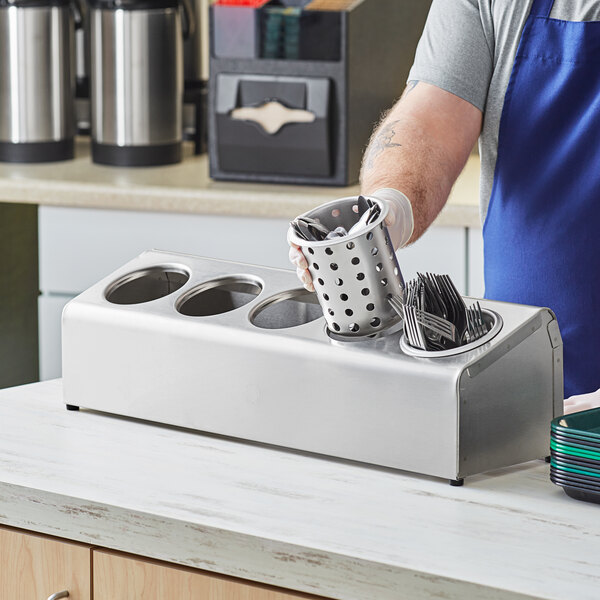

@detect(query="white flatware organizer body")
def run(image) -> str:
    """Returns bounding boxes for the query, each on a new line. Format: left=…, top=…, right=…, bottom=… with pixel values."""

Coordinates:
left=62, top=250, right=564, bottom=483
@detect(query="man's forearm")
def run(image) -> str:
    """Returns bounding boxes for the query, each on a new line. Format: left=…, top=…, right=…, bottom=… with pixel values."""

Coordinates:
left=361, top=112, right=454, bottom=245
left=360, top=82, right=482, bottom=244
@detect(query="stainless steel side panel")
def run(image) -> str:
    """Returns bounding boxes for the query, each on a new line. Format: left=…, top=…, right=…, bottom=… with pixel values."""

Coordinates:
left=0, top=6, right=74, bottom=143
left=458, top=310, right=560, bottom=478
left=90, top=7, right=183, bottom=145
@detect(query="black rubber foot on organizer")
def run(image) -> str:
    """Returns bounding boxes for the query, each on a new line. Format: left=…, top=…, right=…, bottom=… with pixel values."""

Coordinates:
left=66, top=404, right=80, bottom=411
left=450, top=478, right=464, bottom=487
left=545, top=455, right=551, bottom=463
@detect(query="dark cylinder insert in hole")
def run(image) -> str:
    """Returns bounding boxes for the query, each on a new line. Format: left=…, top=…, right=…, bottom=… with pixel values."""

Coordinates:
left=106, top=267, right=189, bottom=305
left=251, top=289, right=323, bottom=329
left=178, top=278, right=262, bottom=317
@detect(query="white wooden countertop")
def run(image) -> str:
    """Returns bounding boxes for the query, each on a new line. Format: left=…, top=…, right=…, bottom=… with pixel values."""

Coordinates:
left=0, top=140, right=481, bottom=227
left=2, top=379, right=592, bottom=600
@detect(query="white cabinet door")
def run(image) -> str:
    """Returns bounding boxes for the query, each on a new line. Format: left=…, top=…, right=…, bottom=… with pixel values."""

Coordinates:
left=467, top=227, right=485, bottom=298
left=39, top=206, right=292, bottom=294
left=40, top=207, right=468, bottom=295
left=39, top=294, right=75, bottom=380
left=399, top=226, right=467, bottom=294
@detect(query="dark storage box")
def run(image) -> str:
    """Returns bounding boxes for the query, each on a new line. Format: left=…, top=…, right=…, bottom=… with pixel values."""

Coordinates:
left=216, top=74, right=332, bottom=177
left=209, top=0, right=432, bottom=186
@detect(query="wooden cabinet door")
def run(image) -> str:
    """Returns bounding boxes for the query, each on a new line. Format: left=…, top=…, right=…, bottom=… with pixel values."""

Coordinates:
left=0, top=526, right=91, bottom=600
left=94, top=550, right=326, bottom=600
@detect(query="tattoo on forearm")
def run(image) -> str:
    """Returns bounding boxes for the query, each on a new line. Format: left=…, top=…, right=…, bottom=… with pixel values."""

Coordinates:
left=363, top=119, right=402, bottom=170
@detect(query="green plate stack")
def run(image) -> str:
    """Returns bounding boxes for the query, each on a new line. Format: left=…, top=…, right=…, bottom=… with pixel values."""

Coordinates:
left=551, top=408, right=600, bottom=504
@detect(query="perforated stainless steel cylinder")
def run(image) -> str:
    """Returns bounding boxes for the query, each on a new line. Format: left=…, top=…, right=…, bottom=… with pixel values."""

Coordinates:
left=289, top=196, right=405, bottom=337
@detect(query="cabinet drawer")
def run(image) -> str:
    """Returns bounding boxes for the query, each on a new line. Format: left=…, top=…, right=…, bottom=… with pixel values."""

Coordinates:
left=39, top=206, right=291, bottom=294
left=94, top=550, right=326, bottom=600
left=39, top=207, right=467, bottom=296
left=0, top=526, right=91, bottom=600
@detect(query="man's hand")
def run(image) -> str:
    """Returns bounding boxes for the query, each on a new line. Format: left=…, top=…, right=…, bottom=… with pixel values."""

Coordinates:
left=375, top=188, right=414, bottom=250
left=287, top=235, right=314, bottom=292
left=564, top=388, right=600, bottom=414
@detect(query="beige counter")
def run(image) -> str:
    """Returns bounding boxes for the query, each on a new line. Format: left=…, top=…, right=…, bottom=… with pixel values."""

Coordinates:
left=0, top=139, right=481, bottom=227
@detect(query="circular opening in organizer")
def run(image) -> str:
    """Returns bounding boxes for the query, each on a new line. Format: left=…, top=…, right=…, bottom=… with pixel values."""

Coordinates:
left=400, top=309, right=504, bottom=358
left=250, top=289, right=323, bottom=330
left=105, top=266, right=190, bottom=305
left=177, top=276, right=262, bottom=317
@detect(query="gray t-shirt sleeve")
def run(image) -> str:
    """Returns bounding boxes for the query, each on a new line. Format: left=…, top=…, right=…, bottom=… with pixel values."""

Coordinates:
left=408, top=0, right=494, bottom=112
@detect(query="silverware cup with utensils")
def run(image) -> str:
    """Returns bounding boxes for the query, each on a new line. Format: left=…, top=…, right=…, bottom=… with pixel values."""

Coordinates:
left=389, top=272, right=496, bottom=353
left=289, top=195, right=405, bottom=337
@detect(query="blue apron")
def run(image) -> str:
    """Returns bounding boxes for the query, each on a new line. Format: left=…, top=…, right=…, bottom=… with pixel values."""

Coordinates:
left=484, top=0, right=600, bottom=397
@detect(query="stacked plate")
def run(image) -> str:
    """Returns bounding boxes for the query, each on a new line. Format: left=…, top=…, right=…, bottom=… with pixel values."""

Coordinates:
left=551, top=408, right=600, bottom=504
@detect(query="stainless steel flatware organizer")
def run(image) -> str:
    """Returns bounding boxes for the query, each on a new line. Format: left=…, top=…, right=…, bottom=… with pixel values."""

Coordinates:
left=62, top=250, right=564, bottom=484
